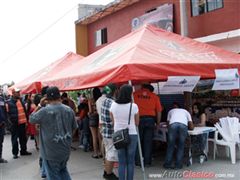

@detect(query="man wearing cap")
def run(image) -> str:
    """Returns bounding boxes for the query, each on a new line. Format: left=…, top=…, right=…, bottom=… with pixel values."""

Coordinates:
left=100, top=83, right=119, bottom=180
left=134, top=84, right=162, bottom=166
left=30, top=86, right=77, bottom=180
left=6, top=88, right=31, bottom=159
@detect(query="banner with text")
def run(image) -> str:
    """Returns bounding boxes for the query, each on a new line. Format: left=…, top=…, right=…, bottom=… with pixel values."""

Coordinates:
left=131, top=3, right=173, bottom=32
left=160, top=76, right=200, bottom=93
left=212, top=68, right=239, bottom=90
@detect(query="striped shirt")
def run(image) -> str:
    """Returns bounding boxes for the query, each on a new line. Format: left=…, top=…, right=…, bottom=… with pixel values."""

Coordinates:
left=101, top=97, right=113, bottom=138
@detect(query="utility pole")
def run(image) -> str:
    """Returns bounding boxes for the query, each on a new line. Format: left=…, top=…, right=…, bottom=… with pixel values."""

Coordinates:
left=180, top=0, right=192, bottom=109
left=179, top=0, right=188, bottom=37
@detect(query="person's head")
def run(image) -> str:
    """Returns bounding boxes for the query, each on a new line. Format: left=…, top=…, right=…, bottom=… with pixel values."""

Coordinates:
left=116, top=84, right=133, bottom=104
left=61, top=92, right=68, bottom=99
left=12, top=88, right=21, bottom=99
left=142, top=84, right=154, bottom=92
left=92, top=87, right=102, bottom=102
left=103, top=83, right=117, bottom=98
left=41, top=86, right=49, bottom=97
left=172, top=102, right=180, bottom=109
left=193, top=102, right=204, bottom=116
left=24, top=94, right=29, bottom=101
left=33, top=94, right=41, bottom=106
left=46, top=86, right=61, bottom=102
left=62, top=99, right=69, bottom=106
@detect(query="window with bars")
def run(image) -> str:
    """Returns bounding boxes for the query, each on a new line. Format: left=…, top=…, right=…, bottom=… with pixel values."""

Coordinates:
left=95, top=28, right=108, bottom=47
left=191, top=0, right=223, bottom=16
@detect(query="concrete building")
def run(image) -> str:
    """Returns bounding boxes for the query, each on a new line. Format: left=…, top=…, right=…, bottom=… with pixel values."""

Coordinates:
left=75, top=0, right=240, bottom=56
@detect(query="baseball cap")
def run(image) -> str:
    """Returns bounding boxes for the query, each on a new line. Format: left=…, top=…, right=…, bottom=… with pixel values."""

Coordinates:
left=12, top=87, right=21, bottom=93
left=46, top=86, right=60, bottom=100
left=103, top=83, right=116, bottom=95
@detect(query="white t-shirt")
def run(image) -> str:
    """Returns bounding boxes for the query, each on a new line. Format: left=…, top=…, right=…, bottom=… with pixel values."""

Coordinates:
left=167, top=108, right=192, bottom=126
left=110, top=102, right=138, bottom=135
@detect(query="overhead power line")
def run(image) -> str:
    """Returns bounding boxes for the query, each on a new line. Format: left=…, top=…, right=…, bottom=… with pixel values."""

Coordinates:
left=0, top=4, right=78, bottom=65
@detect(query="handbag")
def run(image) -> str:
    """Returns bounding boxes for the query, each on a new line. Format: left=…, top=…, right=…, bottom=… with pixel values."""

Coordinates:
left=112, top=103, right=132, bottom=150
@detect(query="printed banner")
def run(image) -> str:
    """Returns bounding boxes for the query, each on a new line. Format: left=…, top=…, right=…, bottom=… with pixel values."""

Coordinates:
left=131, top=3, right=173, bottom=32
left=212, top=68, right=239, bottom=90
left=161, top=76, right=200, bottom=93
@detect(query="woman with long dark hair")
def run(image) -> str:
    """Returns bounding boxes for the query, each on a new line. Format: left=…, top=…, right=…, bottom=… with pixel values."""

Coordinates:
left=110, top=84, right=139, bottom=180
left=192, top=102, right=207, bottom=163
left=88, top=87, right=103, bottom=158
left=192, top=102, right=206, bottom=126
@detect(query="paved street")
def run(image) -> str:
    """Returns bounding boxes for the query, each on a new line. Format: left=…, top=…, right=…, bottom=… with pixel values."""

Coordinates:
left=0, top=134, right=240, bottom=180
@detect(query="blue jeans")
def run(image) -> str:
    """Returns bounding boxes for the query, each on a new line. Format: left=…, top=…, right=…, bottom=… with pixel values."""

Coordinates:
left=164, top=123, right=188, bottom=168
left=118, top=135, right=138, bottom=180
left=40, top=157, right=46, bottom=177
left=43, top=159, right=71, bottom=180
left=136, top=117, right=155, bottom=165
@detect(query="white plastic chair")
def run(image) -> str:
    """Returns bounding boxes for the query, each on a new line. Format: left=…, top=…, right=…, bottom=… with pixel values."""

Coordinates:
left=207, top=133, right=217, bottom=158
left=213, top=117, right=240, bottom=164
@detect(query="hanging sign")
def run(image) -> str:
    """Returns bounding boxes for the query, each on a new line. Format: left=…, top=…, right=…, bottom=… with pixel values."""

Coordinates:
left=161, top=76, right=200, bottom=93
left=212, top=68, right=239, bottom=90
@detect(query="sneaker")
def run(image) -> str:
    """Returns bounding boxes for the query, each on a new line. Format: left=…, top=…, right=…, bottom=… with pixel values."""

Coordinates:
left=92, top=154, right=99, bottom=159
left=13, top=155, right=19, bottom=159
left=41, top=174, right=47, bottom=179
left=199, top=155, right=206, bottom=164
left=174, top=165, right=183, bottom=170
left=0, top=158, right=8, bottom=163
left=103, top=172, right=118, bottom=180
left=163, top=163, right=174, bottom=169
left=103, top=171, right=107, bottom=178
left=78, top=145, right=84, bottom=149
left=20, top=151, right=32, bottom=156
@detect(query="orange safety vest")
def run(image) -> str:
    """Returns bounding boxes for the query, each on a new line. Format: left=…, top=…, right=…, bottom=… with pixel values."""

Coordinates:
left=16, top=100, right=27, bottom=124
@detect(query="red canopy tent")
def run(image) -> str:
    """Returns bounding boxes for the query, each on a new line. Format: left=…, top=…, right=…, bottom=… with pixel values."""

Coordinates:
left=44, top=25, right=240, bottom=91
left=14, top=52, right=83, bottom=94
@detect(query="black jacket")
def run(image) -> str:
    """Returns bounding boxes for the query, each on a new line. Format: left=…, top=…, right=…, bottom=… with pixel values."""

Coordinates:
left=7, top=97, right=28, bottom=125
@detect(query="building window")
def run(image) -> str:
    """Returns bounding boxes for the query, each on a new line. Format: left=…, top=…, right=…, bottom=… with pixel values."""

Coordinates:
left=95, top=28, right=107, bottom=47
left=191, top=0, right=223, bottom=16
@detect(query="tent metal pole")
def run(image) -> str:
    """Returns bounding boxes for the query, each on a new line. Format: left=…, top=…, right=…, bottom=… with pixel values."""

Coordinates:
left=157, top=82, right=160, bottom=95
left=128, top=80, right=146, bottom=180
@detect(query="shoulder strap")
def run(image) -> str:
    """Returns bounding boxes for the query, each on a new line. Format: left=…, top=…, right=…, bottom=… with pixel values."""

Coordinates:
left=128, top=103, right=132, bottom=125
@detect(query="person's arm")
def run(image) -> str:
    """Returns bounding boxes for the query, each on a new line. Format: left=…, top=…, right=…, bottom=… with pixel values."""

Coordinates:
left=187, top=112, right=194, bottom=130
left=110, top=112, right=114, bottom=125
left=166, top=110, right=171, bottom=127
left=88, top=99, right=93, bottom=114
left=197, top=113, right=206, bottom=127
left=155, top=95, right=162, bottom=125
left=135, top=112, right=140, bottom=126
left=156, top=111, right=161, bottom=125
left=71, top=111, right=78, bottom=135
left=188, top=121, right=194, bottom=130
left=29, top=107, right=44, bottom=124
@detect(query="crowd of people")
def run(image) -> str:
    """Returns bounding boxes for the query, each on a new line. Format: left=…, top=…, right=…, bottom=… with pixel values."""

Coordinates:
left=0, top=82, right=213, bottom=180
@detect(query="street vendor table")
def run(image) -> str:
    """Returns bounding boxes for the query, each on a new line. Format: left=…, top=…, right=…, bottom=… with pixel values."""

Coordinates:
left=154, top=124, right=216, bottom=165
left=187, top=127, right=216, bottom=166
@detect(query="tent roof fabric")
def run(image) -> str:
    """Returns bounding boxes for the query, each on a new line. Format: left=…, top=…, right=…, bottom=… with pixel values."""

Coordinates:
left=44, top=25, right=240, bottom=91
left=14, top=52, right=83, bottom=94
